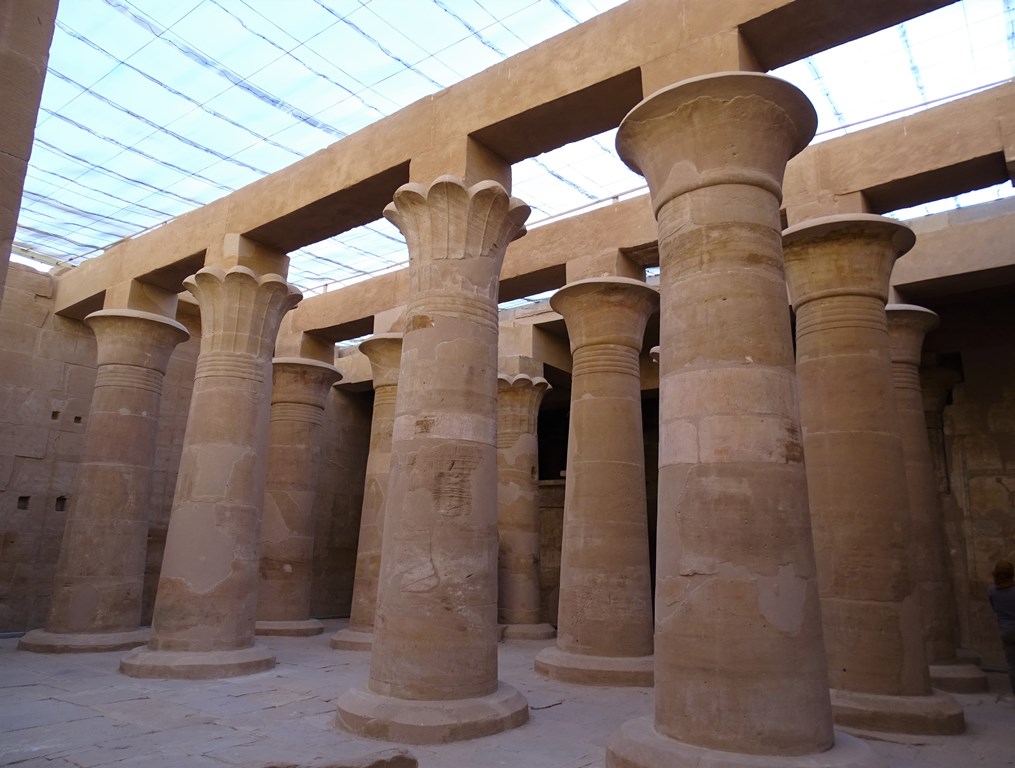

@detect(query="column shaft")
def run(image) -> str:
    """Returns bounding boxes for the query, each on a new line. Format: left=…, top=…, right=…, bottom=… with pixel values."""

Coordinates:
left=535, top=277, right=656, bottom=685
left=20, top=310, right=188, bottom=653
left=332, top=334, right=402, bottom=650
left=784, top=216, right=963, bottom=734
left=256, top=358, right=341, bottom=636
left=609, top=73, right=867, bottom=768
left=335, top=177, right=530, bottom=744
left=497, top=373, right=553, bottom=639
left=121, top=265, right=300, bottom=680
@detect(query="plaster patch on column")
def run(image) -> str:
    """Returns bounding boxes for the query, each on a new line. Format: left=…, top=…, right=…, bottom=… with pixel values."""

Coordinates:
left=756, top=564, right=808, bottom=634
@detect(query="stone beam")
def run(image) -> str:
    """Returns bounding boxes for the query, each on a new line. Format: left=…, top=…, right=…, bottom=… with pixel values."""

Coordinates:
left=784, top=81, right=1015, bottom=223
left=52, top=0, right=946, bottom=318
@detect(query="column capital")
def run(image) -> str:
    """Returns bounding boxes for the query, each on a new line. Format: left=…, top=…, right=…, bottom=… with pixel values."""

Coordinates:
left=783, top=214, right=915, bottom=310
left=887, top=304, right=940, bottom=367
left=185, top=265, right=301, bottom=361
left=497, top=373, right=550, bottom=442
left=359, top=333, right=403, bottom=390
left=84, top=309, right=189, bottom=372
left=384, top=176, right=529, bottom=308
left=550, top=277, right=658, bottom=353
left=617, top=72, right=815, bottom=216
left=270, top=357, right=342, bottom=409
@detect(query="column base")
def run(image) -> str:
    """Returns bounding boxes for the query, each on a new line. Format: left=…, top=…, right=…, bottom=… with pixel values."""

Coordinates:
left=502, top=623, right=556, bottom=640
left=335, top=681, right=529, bottom=744
left=929, top=662, right=988, bottom=693
left=606, top=717, right=884, bottom=768
left=331, top=627, right=374, bottom=651
left=830, top=688, right=965, bottom=735
left=18, top=627, right=149, bottom=654
left=120, top=644, right=276, bottom=680
left=534, top=645, right=653, bottom=686
left=255, top=619, right=323, bottom=637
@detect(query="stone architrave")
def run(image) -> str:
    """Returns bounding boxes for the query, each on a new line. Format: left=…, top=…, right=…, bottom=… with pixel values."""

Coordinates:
left=783, top=216, right=964, bottom=734
left=121, top=266, right=301, bottom=680
left=534, top=277, right=657, bottom=685
left=19, top=310, right=188, bottom=653
left=255, top=357, right=342, bottom=637
left=608, top=73, right=877, bottom=768
left=886, top=305, right=987, bottom=693
left=332, top=333, right=403, bottom=651
left=497, top=372, right=553, bottom=640
left=335, top=177, right=530, bottom=744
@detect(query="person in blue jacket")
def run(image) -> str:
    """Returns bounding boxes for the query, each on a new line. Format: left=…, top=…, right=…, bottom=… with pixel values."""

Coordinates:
left=987, top=559, right=1015, bottom=697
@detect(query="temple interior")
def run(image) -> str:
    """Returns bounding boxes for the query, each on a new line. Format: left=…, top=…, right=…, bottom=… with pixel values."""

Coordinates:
left=1, top=1, right=1014, bottom=766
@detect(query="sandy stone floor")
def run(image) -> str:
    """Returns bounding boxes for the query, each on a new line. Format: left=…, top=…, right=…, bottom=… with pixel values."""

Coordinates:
left=1, top=619, right=1011, bottom=768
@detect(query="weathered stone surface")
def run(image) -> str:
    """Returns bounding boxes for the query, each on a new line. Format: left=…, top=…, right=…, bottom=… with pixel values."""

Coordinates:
left=20, top=309, right=188, bottom=653
left=332, top=334, right=402, bottom=652
left=497, top=370, right=553, bottom=641
left=610, top=72, right=848, bottom=765
left=336, top=177, right=529, bottom=743
left=256, top=357, right=341, bottom=636
left=122, top=264, right=300, bottom=679
left=535, top=277, right=656, bottom=685
left=784, top=215, right=964, bottom=734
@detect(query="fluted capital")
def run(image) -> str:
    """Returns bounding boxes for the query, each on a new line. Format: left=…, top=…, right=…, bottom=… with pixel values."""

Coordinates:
left=84, top=309, right=189, bottom=373
left=783, top=214, right=916, bottom=310
left=887, top=304, right=940, bottom=367
left=185, top=266, right=302, bottom=360
left=616, top=72, right=816, bottom=216
left=359, top=333, right=404, bottom=390
left=550, top=277, right=659, bottom=352
left=271, top=357, right=342, bottom=409
left=498, top=373, right=550, bottom=439
left=383, top=176, right=530, bottom=303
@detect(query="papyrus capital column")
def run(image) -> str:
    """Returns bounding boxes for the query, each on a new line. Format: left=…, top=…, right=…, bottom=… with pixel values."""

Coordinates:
left=497, top=371, right=553, bottom=640
left=121, top=265, right=301, bottom=679
left=784, top=217, right=963, bottom=734
left=332, top=333, right=403, bottom=651
left=256, top=357, right=342, bottom=637
left=607, top=73, right=870, bottom=768
left=535, top=277, right=657, bottom=686
left=887, top=306, right=987, bottom=693
left=336, top=177, right=531, bottom=743
left=20, top=310, right=188, bottom=653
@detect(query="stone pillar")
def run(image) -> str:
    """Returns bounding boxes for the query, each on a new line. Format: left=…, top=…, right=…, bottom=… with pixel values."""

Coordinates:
left=332, top=333, right=403, bottom=651
left=534, top=277, right=656, bottom=685
left=19, top=310, right=188, bottom=653
left=783, top=216, right=963, bottom=734
left=609, top=73, right=874, bottom=768
left=886, top=305, right=987, bottom=693
left=497, top=372, right=553, bottom=640
left=335, top=177, right=530, bottom=744
left=121, top=266, right=301, bottom=679
left=255, top=357, right=342, bottom=637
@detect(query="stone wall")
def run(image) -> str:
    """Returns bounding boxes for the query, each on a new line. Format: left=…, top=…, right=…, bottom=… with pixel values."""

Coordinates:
left=927, top=295, right=1015, bottom=668
left=0, top=265, right=95, bottom=632
left=538, top=479, right=565, bottom=626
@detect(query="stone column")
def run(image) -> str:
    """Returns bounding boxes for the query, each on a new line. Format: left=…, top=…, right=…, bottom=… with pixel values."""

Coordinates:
left=497, top=372, right=554, bottom=640
left=19, top=310, right=188, bottom=653
left=608, top=73, right=874, bottom=768
left=121, top=266, right=301, bottom=679
left=534, top=277, right=656, bottom=685
left=886, top=305, right=987, bottom=693
left=783, top=216, right=963, bottom=734
left=255, top=357, right=342, bottom=637
left=335, top=177, right=530, bottom=744
left=332, top=333, right=403, bottom=651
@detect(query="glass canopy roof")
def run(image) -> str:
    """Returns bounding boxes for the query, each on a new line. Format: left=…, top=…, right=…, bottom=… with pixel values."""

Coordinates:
left=13, top=0, right=1015, bottom=302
